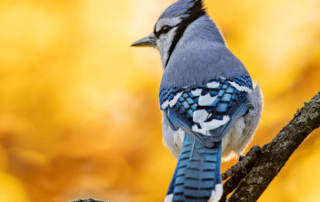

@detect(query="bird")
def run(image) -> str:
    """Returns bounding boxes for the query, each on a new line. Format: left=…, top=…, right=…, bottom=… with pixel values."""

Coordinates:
left=131, top=0, right=263, bottom=201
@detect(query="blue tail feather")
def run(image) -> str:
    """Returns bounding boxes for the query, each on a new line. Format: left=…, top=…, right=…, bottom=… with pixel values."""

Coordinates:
left=166, top=135, right=222, bottom=202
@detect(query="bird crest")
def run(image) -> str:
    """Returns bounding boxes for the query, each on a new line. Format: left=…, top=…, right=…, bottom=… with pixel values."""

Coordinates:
left=179, top=0, right=206, bottom=16
left=185, top=0, right=206, bottom=19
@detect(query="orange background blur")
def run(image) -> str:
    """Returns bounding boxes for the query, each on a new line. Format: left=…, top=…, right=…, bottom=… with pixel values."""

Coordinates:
left=0, top=0, right=320, bottom=201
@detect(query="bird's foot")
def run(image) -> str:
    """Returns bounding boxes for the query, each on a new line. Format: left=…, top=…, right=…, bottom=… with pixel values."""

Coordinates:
left=221, top=145, right=262, bottom=180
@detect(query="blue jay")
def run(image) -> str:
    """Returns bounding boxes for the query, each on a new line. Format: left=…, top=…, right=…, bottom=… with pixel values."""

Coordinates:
left=132, top=0, right=263, bottom=201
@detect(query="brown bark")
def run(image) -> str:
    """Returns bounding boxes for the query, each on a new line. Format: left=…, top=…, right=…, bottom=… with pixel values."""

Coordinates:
left=221, top=146, right=262, bottom=202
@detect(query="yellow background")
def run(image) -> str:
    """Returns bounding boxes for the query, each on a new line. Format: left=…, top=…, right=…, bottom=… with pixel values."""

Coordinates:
left=0, top=0, right=320, bottom=201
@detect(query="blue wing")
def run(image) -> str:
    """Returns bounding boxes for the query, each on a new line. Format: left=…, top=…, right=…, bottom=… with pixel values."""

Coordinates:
left=159, top=76, right=252, bottom=148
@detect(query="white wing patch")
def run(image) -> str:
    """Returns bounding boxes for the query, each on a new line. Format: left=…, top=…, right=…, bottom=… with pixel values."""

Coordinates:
left=161, top=92, right=183, bottom=109
left=199, top=115, right=230, bottom=131
left=190, top=80, right=230, bottom=135
left=199, top=94, right=218, bottom=106
left=229, top=81, right=252, bottom=93
left=207, top=81, right=220, bottom=88
left=161, top=78, right=251, bottom=142
left=193, top=109, right=211, bottom=123
left=192, top=116, right=230, bottom=136
left=192, top=124, right=209, bottom=136
left=191, top=89, right=202, bottom=96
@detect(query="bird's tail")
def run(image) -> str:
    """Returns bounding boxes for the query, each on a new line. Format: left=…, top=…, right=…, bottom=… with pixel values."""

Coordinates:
left=165, top=135, right=223, bottom=202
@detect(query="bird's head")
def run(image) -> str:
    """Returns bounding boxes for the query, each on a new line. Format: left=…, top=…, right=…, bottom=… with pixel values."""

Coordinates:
left=131, top=0, right=207, bottom=67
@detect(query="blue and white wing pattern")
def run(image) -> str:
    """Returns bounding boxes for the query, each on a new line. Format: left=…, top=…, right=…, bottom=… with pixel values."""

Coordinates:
left=161, top=76, right=253, bottom=202
left=159, top=76, right=253, bottom=147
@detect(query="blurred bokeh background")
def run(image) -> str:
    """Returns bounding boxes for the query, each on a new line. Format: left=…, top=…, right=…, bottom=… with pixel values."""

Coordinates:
left=0, top=0, right=320, bottom=201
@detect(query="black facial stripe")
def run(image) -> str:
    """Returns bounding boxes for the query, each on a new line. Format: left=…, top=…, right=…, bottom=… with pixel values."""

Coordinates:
left=154, top=25, right=159, bottom=38
left=165, top=0, right=206, bottom=67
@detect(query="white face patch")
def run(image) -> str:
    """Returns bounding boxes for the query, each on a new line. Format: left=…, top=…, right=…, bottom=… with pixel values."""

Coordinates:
left=161, top=92, right=183, bottom=109
left=229, top=81, right=252, bottom=93
left=157, top=26, right=179, bottom=67
left=207, top=81, right=220, bottom=88
left=199, top=94, right=218, bottom=106
left=155, top=17, right=183, bottom=67
left=156, top=17, right=182, bottom=32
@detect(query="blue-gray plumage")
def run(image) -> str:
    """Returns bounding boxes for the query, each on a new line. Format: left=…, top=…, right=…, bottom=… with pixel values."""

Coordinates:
left=168, top=135, right=222, bottom=202
left=131, top=0, right=263, bottom=202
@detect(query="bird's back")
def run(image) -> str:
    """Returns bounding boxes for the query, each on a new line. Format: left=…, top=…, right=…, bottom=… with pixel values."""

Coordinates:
left=160, top=15, right=250, bottom=90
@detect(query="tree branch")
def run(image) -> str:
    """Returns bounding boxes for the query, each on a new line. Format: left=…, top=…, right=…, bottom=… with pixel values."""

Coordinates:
left=227, top=92, right=320, bottom=202
left=221, top=146, right=262, bottom=202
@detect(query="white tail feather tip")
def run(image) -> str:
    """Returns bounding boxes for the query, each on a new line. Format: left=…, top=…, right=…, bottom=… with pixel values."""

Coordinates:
left=164, top=193, right=173, bottom=202
left=208, top=184, right=223, bottom=202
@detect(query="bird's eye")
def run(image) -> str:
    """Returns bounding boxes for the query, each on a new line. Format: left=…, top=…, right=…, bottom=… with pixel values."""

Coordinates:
left=161, top=25, right=171, bottom=34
